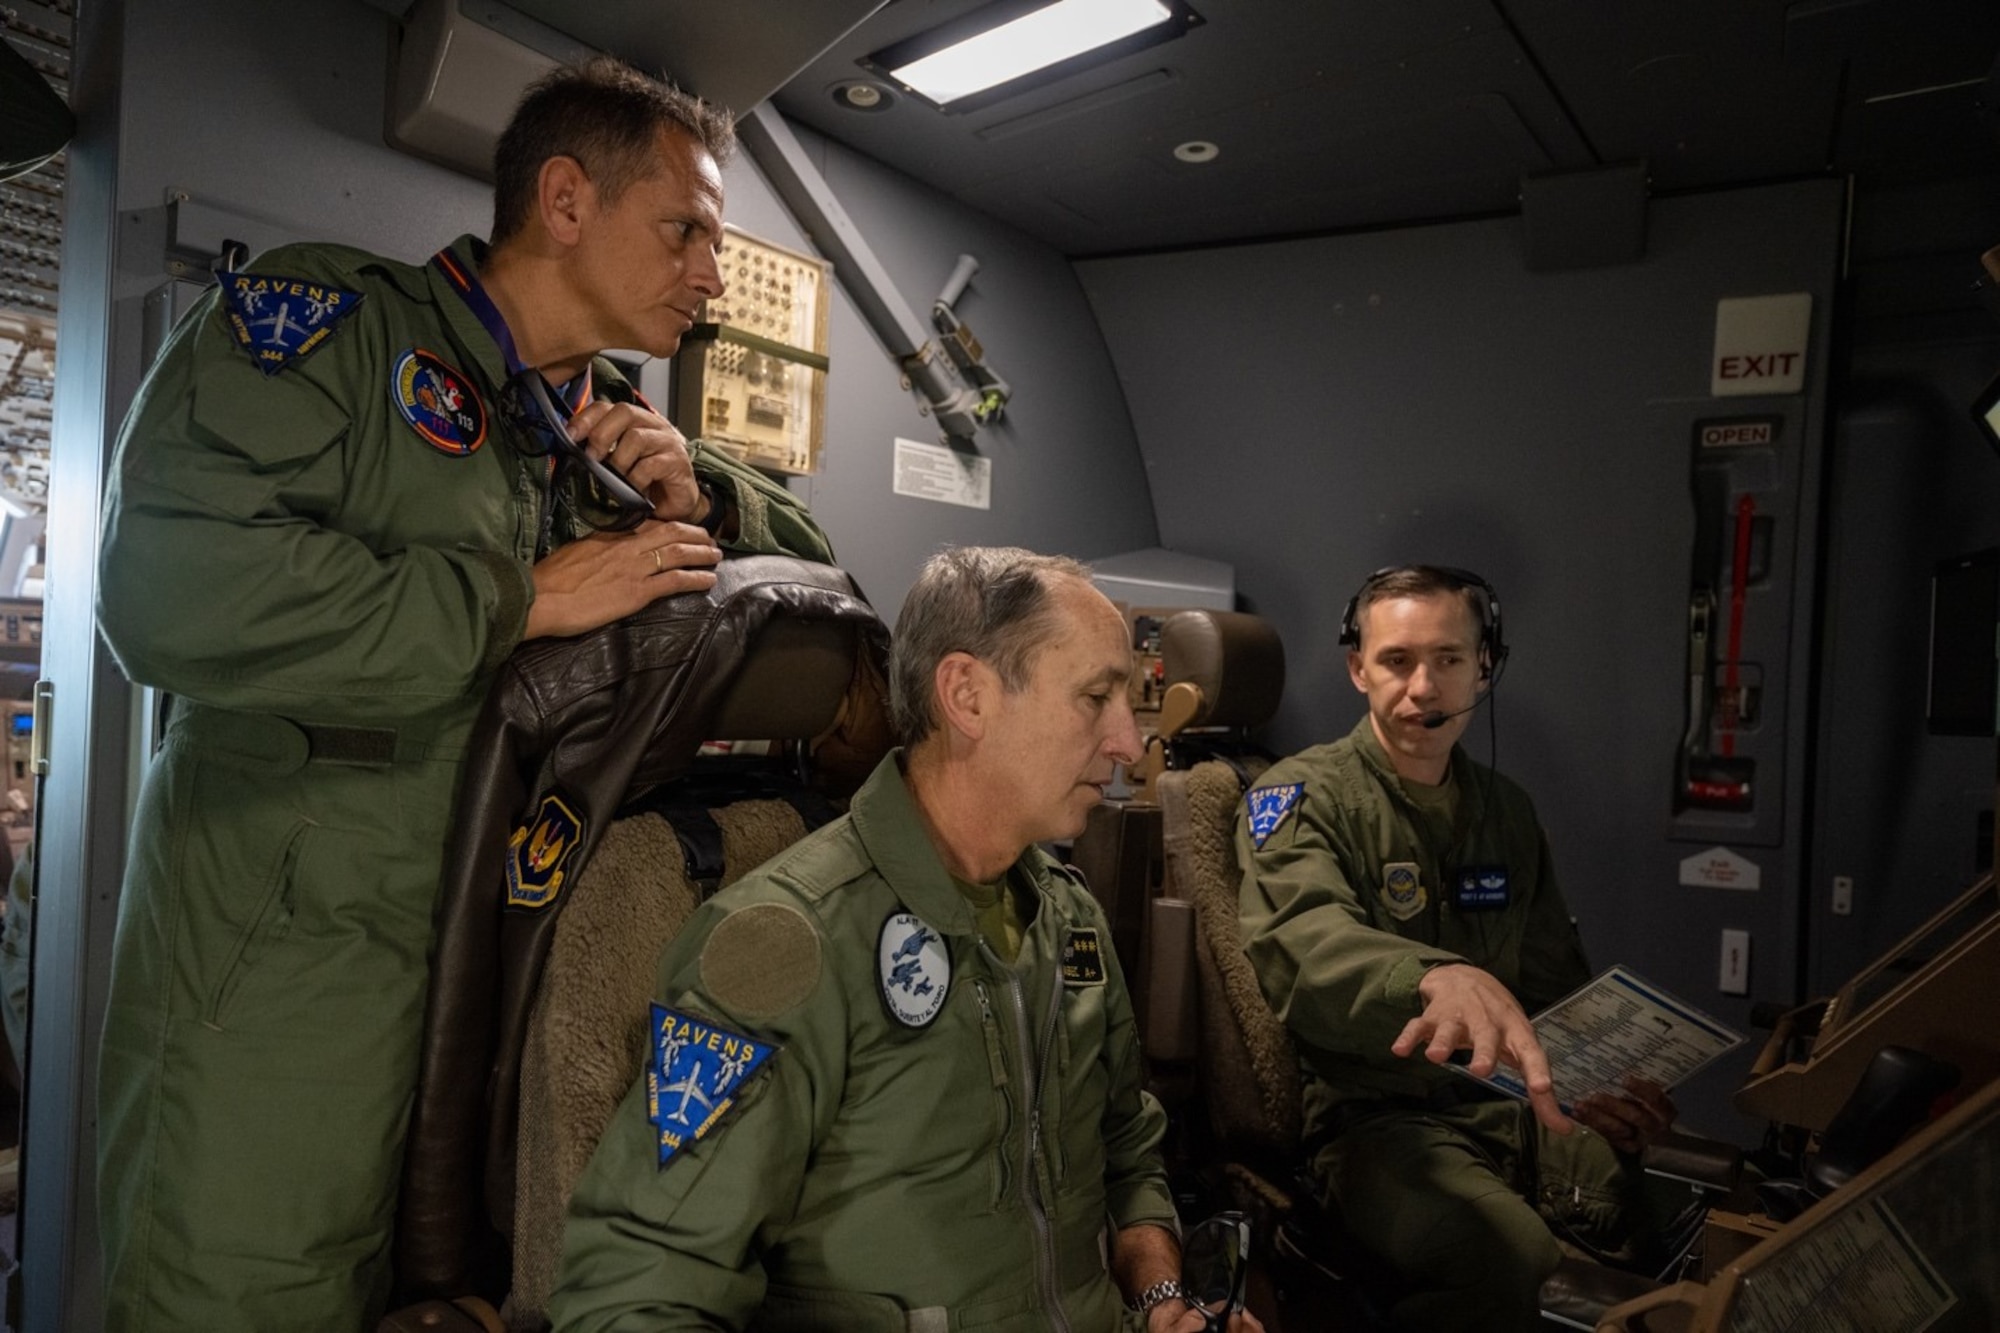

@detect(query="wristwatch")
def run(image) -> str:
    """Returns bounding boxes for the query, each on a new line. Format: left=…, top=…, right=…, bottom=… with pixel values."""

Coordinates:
left=1127, top=1277, right=1187, bottom=1315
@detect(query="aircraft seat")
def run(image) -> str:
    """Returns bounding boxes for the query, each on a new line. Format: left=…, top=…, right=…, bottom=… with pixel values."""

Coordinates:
left=1158, top=759, right=1380, bottom=1329
left=1070, top=608, right=1283, bottom=1061
left=387, top=553, right=891, bottom=1329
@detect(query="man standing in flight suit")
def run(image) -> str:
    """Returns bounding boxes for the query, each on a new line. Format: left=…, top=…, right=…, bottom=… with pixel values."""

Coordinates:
left=553, top=548, right=1262, bottom=1332
left=1237, top=566, right=1677, bottom=1333
left=94, top=58, right=831, bottom=1332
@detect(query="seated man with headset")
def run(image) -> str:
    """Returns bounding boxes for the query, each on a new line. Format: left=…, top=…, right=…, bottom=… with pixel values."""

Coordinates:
left=1235, top=565, right=1678, bottom=1333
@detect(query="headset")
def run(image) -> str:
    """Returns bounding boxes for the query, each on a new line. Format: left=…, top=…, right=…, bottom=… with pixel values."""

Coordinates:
left=1338, top=565, right=1508, bottom=683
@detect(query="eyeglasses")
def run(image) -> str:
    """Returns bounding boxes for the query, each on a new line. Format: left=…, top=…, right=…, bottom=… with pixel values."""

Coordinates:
left=1182, top=1210, right=1251, bottom=1329
left=505, top=371, right=655, bottom=532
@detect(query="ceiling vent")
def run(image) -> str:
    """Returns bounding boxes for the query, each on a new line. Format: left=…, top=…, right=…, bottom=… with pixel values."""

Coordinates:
left=384, top=0, right=580, bottom=181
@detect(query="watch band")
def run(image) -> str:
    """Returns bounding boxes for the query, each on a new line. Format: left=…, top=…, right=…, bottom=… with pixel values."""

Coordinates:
left=1127, top=1277, right=1186, bottom=1314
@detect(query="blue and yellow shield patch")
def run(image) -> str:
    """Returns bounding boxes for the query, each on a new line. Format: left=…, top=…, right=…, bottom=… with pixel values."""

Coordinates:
left=506, top=793, right=583, bottom=911
left=216, top=270, right=362, bottom=375
left=647, top=1004, right=776, bottom=1168
left=1246, top=783, right=1304, bottom=848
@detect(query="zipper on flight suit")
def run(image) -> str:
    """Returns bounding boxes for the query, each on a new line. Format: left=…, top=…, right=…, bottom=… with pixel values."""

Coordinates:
left=978, top=938, right=1071, bottom=1333
left=972, top=980, right=1013, bottom=1203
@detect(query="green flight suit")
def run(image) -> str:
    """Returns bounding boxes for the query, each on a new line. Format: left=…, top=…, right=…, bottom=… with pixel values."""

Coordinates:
left=1237, top=719, right=1646, bottom=1333
left=94, top=234, right=832, bottom=1333
left=552, top=754, right=1178, bottom=1332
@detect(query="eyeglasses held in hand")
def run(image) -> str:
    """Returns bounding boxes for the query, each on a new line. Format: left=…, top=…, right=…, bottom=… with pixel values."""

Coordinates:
left=1182, top=1211, right=1251, bottom=1330
left=507, top=371, right=655, bottom=532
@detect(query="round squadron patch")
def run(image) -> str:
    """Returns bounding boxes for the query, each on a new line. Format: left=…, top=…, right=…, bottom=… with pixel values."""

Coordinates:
left=1380, top=861, right=1428, bottom=921
left=391, top=347, right=486, bottom=455
left=877, top=911, right=949, bottom=1029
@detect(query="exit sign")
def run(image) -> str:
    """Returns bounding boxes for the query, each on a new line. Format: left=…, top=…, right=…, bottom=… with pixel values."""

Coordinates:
left=1712, top=293, right=1812, bottom=397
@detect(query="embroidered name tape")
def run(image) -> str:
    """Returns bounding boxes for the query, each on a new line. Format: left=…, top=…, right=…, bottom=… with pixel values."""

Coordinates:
left=506, top=792, right=582, bottom=911
left=1246, top=783, right=1304, bottom=848
left=646, top=1004, right=775, bottom=1169
left=391, top=347, right=487, bottom=455
left=1453, top=865, right=1511, bottom=910
left=217, top=271, right=362, bottom=375
left=1062, top=927, right=1106, bottom=986
left=878, top=911, right=950, bottom=1028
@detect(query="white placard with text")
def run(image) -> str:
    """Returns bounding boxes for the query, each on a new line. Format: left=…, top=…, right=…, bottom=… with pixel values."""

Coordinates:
left=893, top=437, right=991, bottom=509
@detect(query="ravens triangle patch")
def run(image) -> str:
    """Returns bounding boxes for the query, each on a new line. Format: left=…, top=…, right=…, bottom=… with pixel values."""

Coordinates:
left=646, top=1005, right=776, bottom=1168
left=1246, top=783, right=1304, bottom=848
left=216, top=270, right=363, bottom=375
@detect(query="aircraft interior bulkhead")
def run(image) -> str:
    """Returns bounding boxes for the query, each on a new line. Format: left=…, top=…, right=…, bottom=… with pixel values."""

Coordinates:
left=2, top=0, right=2000, bottom=1329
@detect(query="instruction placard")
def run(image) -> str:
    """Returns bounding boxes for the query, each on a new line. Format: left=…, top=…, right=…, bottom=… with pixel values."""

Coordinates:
left=893, top=437, right=991, bottom=509
left=1730, top=1198, right=1956, bottom=1332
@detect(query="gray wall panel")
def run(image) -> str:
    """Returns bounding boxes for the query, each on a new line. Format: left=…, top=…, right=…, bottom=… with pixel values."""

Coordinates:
left=1078, top=180, right=1845, bottom=1137
left=1811, top=338, right=2000, bottom=998
left=117, top=0, right=493, bottom=272
left=718, top=125, right=1158, bottom=620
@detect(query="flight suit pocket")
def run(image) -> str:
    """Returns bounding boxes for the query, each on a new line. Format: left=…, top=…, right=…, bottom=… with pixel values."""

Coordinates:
left=1535, top=1178, right=1638, bottom=1264
left=1052, top=982, right=1116, bottom=1189
left=206, top=818, right=310, bottom=1027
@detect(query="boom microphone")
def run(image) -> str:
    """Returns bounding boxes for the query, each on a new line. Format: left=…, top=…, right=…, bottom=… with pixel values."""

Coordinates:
left=1420, top=697, right=1486, bottom=730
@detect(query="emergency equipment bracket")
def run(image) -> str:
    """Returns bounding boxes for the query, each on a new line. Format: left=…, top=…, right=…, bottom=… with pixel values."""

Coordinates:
left=738, top=104, right=1006, bottom=446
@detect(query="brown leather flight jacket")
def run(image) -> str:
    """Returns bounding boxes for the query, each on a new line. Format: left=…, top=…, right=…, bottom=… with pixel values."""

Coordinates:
left=393, top=554, right=891, bottom=1302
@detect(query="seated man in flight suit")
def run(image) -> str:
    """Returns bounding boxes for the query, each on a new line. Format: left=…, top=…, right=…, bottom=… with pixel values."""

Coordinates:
left=553, top=547, right=1262, bottom=1331
left=1236, top=565, right=1677, bottom=1333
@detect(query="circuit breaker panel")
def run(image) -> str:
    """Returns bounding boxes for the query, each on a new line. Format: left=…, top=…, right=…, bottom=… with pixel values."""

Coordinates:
left=672, top=225, right=830, bottom=475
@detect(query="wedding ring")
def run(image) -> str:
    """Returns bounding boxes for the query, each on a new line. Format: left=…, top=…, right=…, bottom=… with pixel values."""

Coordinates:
left=651, top=547, right=664, bottom=574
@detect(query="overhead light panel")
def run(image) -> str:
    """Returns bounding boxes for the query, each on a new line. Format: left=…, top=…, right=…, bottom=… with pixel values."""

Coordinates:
left=864, top=0, right=1202, bottom=113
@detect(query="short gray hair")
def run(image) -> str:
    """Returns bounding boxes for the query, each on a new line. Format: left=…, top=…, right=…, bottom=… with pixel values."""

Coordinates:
left=889, top=547, right=1093, bottom=747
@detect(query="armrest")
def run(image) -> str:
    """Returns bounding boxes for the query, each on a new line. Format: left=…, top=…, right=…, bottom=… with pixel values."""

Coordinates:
left=1538, top=1256, right=1664, bottom=1330
left=1593, top=1278, right=1706, bottom=1332
left=1641, top=1129, right=1743, bottom=1192
left=1142, top=898, right=1198, bottom=1063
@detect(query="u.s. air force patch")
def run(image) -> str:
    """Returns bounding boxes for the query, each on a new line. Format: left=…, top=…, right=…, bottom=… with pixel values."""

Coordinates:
left=1246, top=783, right=1304, bottom=849
left=1380, top=861, right=1428, bottom=921
left=877, top=911, right=950, bottom=1028
left=217, top=270, right=363, bottom=375
left=646, top=1005, right=775, bottom=1169
left=505, top=792, right=582, bottom=911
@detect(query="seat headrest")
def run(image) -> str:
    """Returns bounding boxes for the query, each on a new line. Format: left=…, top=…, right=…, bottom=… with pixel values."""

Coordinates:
left=1159, top=611, right=1284, bottom=729
left=708, top=616, right=861, bottom=741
